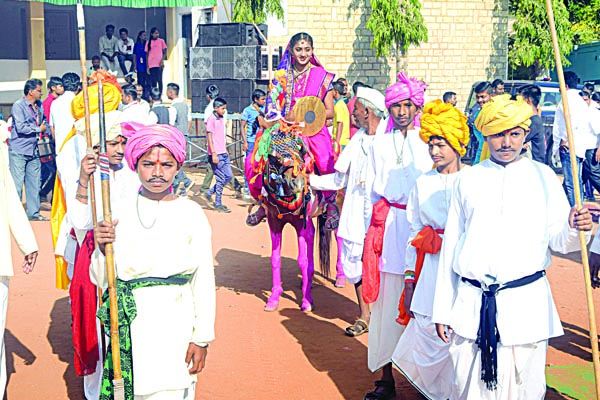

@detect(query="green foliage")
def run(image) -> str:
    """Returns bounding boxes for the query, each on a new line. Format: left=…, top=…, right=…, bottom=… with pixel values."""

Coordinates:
left=232, top=0, right=284, bottom=24
left=566, top=0, right=600, bottom=43
left=509, top=0, right=573, bottom=71
left=366, top=0, right=428, bottom=57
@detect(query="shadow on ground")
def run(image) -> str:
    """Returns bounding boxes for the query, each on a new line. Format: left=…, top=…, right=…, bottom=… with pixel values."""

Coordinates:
left=47, top=297, right=84, bottom=400
left=4, top=329, right=36, bottom=400
left=214, top=248, right=358, bottom=324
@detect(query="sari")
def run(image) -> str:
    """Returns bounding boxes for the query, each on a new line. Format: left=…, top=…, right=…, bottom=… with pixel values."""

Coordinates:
left=245, top=41, right=336, bottom=199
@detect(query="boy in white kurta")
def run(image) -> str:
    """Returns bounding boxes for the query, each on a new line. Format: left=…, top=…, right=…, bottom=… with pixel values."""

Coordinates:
left=94, top=122, right=216, bottom=400
left=310, top=87, right=387, bottom=337
left=391, top=100, right=470, bottom=400
left=432, top=95, right=593, bottom=399
left=362, top=73, right=431, bottom=400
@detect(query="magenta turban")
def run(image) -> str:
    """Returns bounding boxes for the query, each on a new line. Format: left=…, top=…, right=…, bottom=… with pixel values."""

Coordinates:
left=385, top=72, right=427, bottom=109
left=121, top=122, right=187, bottom=171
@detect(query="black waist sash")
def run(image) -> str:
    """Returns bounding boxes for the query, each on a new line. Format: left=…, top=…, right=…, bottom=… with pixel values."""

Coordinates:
left=461, top=270, right=546, bottom=391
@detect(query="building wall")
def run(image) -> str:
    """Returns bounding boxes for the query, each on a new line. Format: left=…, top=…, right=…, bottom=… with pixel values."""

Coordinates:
left=266, top=0, right=509, bottom=109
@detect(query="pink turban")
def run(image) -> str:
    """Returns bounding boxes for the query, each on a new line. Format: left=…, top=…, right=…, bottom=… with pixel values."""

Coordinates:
left=121, top=122, right=187, bottom=171
left=385, top=72, right=427, bottom=109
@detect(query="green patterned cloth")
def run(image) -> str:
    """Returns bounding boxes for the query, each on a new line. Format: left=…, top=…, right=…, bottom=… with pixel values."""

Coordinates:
left=97, top=274, right=192, bottom=400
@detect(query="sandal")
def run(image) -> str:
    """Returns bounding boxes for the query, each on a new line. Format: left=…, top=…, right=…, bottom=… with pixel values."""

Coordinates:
left=345, top=319, right=369, bottom=337
left=246, top=206, right=266, bottom=226
left=364, top=380, right=396, bottom=400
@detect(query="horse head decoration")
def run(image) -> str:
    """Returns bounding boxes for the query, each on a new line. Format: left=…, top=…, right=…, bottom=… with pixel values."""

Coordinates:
left=251, top=106, right=337, bottom=311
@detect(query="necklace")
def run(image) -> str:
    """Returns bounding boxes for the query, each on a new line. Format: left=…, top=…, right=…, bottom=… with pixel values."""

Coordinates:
left=292, top=65, right=311, bottom=80
left=392, top=130, right=406, bottom=166
left=136, top=193, right=175, bottom=229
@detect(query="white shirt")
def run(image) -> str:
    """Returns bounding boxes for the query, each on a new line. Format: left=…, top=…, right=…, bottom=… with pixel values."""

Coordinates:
left=431, top=158, right=587, bottom=346
left=310, top=121, right=385, bottom=244
left=0, top=136, right=38, bottom=276
left=406, top=168, right=463, bottom=317
left=204, top=100, right=227, bottom=122
left=50, top=91, right=76, bottom=151
left=364, top=126, right=432, bottom=274
left=121, top=101, right=153, bottom=125
left=552, top=88, right=600, bottom=158
left=117, top=37, right=134, bottom=55
left=91, top=195, right=216, bottom=395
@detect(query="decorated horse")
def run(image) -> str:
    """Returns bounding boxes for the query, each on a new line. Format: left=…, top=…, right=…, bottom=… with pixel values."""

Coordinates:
left=249, top=97, right=345, bottom=312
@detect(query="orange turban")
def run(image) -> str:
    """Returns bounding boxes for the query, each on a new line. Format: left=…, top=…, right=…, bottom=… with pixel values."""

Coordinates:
left=71, top=81, right=122, bottom=120
left=419, top=100, right=470, bottom=156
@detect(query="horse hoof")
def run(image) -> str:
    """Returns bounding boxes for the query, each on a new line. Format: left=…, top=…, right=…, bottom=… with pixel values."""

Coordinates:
left=335, top=276, right=346, bottom=288
left=264, top=302, right=279, bottom=312
left=301, top=300, right=313, bottom=312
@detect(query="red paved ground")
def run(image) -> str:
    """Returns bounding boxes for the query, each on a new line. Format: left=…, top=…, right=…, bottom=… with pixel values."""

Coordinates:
left=5, top=175, right=600, bottom=399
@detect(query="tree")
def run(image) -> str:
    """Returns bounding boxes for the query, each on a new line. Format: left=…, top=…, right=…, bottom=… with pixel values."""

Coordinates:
left=509, top=0, right=573, bottom=79
left=566, top=0, right=600, bottom=43
left=366, top=0, right=428, bottom=73
left=232, top=0, right=284, bottom=24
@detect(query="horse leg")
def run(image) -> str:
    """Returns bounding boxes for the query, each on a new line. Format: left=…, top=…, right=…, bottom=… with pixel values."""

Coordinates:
left=295, top=218, right=315, bottom=312
left=265, top=225, right=284, bottom=312
left=334, top=229, right=346, bottom=288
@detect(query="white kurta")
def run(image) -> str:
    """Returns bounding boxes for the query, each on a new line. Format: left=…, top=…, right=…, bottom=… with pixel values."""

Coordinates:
left=121, top=101, right=154, bottom=125
left=91, top=195, right=216, bottom=396
left=365, top=127, right=432, bottom=275
left=310, top=121, right=384, bottom=283
left=431, top=158, right=587, bottom=398
left=364, top=126, right=431, bottom=372
left=392, top=168, right=463, bottom=400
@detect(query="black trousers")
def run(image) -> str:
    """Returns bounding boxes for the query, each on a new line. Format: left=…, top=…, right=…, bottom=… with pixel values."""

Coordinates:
left=149, top=67, right=163, bottom=95
left=583, top=148, right=600, bottom=195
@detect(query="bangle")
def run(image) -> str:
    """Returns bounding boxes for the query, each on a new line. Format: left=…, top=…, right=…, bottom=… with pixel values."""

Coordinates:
left=404, top=270, right=415, bottom=283
left=77, top=180, right=88, bottom=189
left=76, top=193, right=89, bottom=200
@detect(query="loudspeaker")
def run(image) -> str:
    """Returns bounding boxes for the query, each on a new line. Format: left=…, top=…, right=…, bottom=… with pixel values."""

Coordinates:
left=189, top=45, right=283, bottom=80
left=192, top=79, right=259, bottom=114
left=196, top=23, right=268, bottom=47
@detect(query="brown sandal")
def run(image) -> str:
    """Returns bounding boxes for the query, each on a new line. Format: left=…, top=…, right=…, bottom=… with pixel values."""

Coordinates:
left=345, top=319, right=369, bottom=337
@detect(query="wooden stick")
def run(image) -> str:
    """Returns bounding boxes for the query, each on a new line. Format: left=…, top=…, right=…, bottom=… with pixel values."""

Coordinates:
left=545, top=0, right=600, bottom=397
left=98, top=80, right=125, bottom=400
left=76, top=1, right=98, bottom=230
left=76, top=0, right=106, bottom=360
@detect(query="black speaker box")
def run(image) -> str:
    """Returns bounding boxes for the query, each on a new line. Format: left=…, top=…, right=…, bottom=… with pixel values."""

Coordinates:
left=196, top=23, right=268, bottom=47
left=192, top=79, right=257, bottom=114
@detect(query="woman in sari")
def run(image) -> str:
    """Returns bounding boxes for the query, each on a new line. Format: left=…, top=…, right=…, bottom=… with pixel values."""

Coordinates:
left=245, top=32, right=339, bottom=229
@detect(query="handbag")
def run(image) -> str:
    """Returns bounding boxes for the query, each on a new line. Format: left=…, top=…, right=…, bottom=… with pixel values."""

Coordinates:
left=38, top=134, right=55, bottom=162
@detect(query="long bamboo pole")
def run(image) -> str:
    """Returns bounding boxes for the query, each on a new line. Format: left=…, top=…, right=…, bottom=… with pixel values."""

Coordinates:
left=98, top=80, right=124, bottom=400
left=545, top=0, right=600, bottom=397
left=76, top=0, right=106, bottom=360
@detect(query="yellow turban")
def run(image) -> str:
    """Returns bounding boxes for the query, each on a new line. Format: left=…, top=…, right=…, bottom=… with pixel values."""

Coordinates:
left=475, top=94, right=533, bottom=136
left=74, top=110, right=123, bottom=147
left=71, top=82, right=122, bottom=120
left=419, top=100, right=470, bottom=156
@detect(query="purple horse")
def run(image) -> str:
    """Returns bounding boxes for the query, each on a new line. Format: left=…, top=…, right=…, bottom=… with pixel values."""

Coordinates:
left=257, top=136, right=344, bottom=312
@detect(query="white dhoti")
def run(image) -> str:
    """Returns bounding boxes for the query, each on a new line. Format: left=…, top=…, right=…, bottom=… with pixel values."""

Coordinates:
left=392, top=313, right=452, bottom=400
left=368, top=272, right=405, bottom=372
left=134, top=382, right=196, bottom=400
left=83, top=317, right=104, bottom=400
left=341, top=239, right=363, bottom=285
left=449, top=334, right=547, bottom=400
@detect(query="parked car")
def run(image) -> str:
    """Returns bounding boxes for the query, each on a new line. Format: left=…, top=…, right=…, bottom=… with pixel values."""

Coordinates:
left=462, top=80, right=565, bottom=172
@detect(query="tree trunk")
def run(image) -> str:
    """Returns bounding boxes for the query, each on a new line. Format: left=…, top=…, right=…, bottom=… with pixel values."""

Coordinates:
left=395, top=42, right=408, bottom=75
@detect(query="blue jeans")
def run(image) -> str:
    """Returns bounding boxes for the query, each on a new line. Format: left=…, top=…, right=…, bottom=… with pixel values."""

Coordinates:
left=207, top=153, right=233, bottom=207
left=9, top=150, right=41, bottom=218
left=560, top=147, right=583, bottom=207
left=172, top=168, right=192, bottom=195
left=117, top=54, right=135, bottom=76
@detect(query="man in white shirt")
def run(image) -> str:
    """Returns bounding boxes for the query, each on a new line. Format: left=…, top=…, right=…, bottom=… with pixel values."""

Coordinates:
left=552, top=71, right=600, bottom=206
left=0, top=120, right=38, bottom=399
left=93, top=122, right=215, bottom=399
left=99, top=24, right=118, bottom=75
left=117, top=27, right=135, bottom=78
left=433, top=94, right=592, bottom=399
left=362, top=73, right=431, bottom=400
left=120, top=84, right=151, bottom=125
left=310, top=87, right=386, bottom=338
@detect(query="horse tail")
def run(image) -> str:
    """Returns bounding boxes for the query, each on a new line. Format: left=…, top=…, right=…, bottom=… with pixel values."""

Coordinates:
left=317, top=213, right=331, bottom=278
